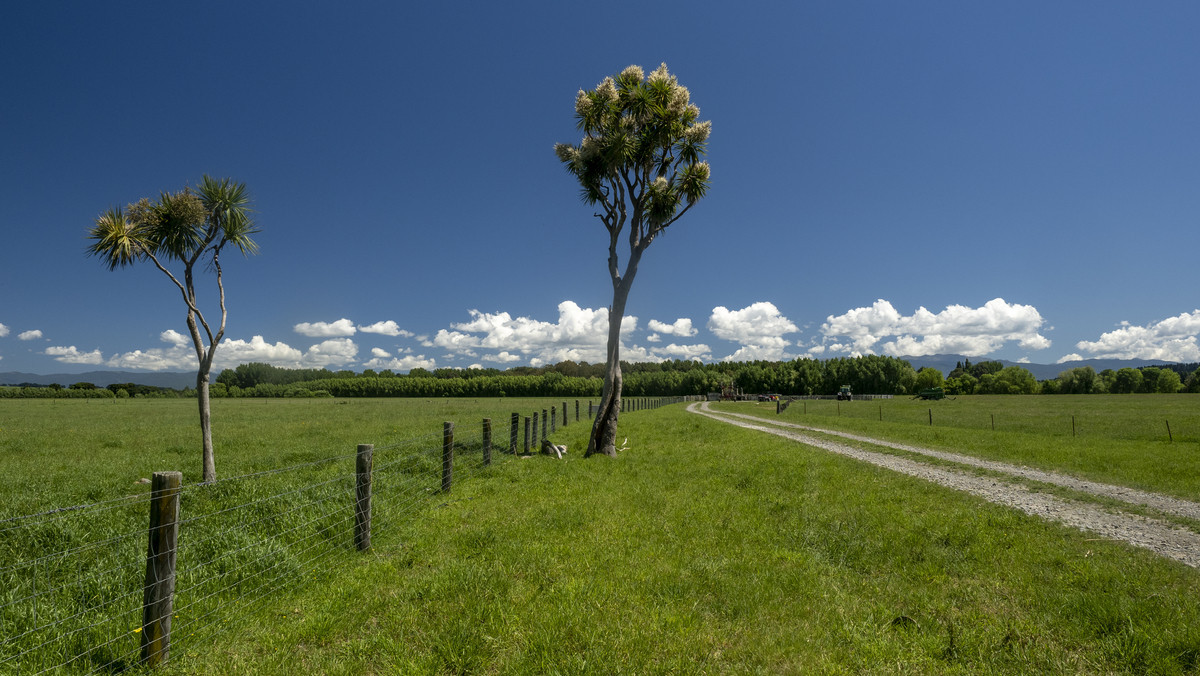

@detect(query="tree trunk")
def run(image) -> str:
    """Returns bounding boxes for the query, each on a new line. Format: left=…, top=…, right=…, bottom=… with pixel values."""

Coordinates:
left=197, top=371, right=215, bottom=483
left=587, top=265, right=638, bottom=457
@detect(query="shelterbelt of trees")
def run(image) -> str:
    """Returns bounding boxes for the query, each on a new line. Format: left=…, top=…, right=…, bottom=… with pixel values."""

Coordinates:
left=3, top=357, right=1198, bottom=399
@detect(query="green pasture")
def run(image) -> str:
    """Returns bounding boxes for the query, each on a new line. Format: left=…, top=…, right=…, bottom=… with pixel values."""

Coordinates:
left=2, top=397, right=1200, bottom=674
left=725, top=394, right=1200, bottom=503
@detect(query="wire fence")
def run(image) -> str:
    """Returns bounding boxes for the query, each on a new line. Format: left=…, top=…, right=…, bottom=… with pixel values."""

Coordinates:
left=0, top=396, right=689, bottom=673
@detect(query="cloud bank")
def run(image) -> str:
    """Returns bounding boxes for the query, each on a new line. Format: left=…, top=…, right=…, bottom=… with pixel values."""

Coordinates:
left=820, top=298, right=1051, bottom=357
left=708, top=302, right=799, bottom=361
left=1060, top=310, right=1200, bottom=363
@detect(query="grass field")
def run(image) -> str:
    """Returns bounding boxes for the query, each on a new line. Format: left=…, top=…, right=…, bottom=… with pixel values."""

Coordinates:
left=727, top=394, right=1200, bottom=503
left=3, top=397, right=1200, bottom=674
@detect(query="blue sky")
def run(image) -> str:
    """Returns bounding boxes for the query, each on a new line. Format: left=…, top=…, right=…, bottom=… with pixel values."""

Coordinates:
left=3, top=1, right=1199, bottom=376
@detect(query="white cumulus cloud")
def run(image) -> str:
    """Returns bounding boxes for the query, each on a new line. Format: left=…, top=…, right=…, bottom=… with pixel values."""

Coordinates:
left=648, top=317, right=698, bottom=337
left=293, top=319, right=357, bottom=337
left=708, top=302, right=799, bottom=361
left=1070, top=310, right=1200, bottom=362
left=217, top=336, right=305, bottom=368
left=358, top=320, right=413, bottom=337
left=18, top=330, right=42, bottom=341
left=362, top=354, right=437, bottom=372
left=436, top=301, right=636, bottom=366
left=301, top=338, right=359, bottom=367
left=0, top=323, right=8, bottom=337
left=45, top=346, right=105, bottom=365
left=821, top=298, right=1051, bottom=357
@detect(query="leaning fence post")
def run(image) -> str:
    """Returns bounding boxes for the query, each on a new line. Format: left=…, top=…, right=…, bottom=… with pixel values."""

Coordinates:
left=142, top=471, right=182, bottom=667
left=442, top=422, right=454, bottom=493
left=355, top=444, right=373, bottom=551
left=483, top=418, right=492, bottom=465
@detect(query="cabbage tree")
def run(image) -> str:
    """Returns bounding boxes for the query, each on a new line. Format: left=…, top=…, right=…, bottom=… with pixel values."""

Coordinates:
left=555, top=64, right=711, bottom=457
left=87, top=176, right=258, bottom=482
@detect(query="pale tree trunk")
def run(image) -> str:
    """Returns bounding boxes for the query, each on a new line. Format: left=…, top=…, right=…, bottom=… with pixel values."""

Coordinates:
left=197, top=371, right=215, bottom=482
left=587, top=252, right=641, bottom=457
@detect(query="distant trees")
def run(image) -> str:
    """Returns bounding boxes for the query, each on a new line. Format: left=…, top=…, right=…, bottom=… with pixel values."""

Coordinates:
left=87, top=176, right=259, bottom=482
left=914, top=367, right=944, bottom=391
left=1044, top=364, right=1190, bottom=394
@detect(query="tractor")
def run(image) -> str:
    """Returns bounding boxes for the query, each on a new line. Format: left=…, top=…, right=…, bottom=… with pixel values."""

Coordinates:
left=836, top=385, right=852, bottom=401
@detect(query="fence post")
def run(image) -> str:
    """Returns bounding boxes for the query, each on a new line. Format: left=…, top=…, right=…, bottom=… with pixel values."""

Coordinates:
left=442, top=422, right=454, bottom=493
left=575, top=400, right=580, bottom=422
left=542, top=409, right=548, bottom=439
left=355, top=444, right=373, bottom=551
left=532, top=412, right=539, bottom=449
left=483, top=418, right=492, bottom=466
left=524, top=416, right=531, bottom=453
left=141, top=471, right=182, bottom=667
left=550, top=406, right=557, bottom=434
left=562, top=402, right=568, bottom=427
left=510, top=413, right=519, bottom=454
left=588, top=401, right=594, bottom=418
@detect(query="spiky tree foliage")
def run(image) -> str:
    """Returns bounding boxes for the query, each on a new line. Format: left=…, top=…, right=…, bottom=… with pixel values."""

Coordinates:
left=87, top=176, right=259, bottom=482
left=555, top=64, right=712, bottom=457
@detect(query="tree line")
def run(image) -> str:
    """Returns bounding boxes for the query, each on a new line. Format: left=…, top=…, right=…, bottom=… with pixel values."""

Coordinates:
left=6, top=357, right=1199, bottom=400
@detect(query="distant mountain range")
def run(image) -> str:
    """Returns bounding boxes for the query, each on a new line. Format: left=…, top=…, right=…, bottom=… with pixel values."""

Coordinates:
left=1, top=357, right=1185, bottom=390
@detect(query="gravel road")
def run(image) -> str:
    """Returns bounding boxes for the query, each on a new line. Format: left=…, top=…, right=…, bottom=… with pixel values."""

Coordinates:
left=689, top=402, right=1200, bottom=568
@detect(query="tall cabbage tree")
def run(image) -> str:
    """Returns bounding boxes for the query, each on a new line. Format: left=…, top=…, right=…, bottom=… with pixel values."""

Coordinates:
left=87, top=176, right=259, bottom=482
left=555, top=64, right=712, bottom=457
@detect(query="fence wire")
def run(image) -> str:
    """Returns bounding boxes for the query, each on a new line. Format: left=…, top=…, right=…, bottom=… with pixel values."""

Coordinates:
left=0, top=401, right=688, bottom=673
left=0, top=417, right=509, bottom=675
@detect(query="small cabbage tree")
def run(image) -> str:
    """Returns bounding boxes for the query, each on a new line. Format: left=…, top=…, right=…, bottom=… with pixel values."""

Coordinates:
left=87, top=176, right=258, bottom=482
left=555, top=64, right=711, bottom=457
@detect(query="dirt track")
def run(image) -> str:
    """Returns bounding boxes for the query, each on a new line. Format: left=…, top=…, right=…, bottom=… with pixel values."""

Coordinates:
left=688, top=402, right=1200, bottom=568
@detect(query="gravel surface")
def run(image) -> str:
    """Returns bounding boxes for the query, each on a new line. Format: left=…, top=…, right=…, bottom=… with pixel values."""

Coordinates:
left=690, top=402, right=1200, bottom=568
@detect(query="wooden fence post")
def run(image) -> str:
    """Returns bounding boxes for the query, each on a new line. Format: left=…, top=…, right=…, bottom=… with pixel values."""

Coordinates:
left=141, top=471, right=182, bottom=667
left=532, top=412, right=539, bottom=449
left=575, top=400, right=580, bottom=422
left=928, top=408, right=933, bottom=426
left=1167, top=420, right=1173, bottom=443
left=562, top=402, right=568, bottom=427
left=524, top=416, right=531, bottom=453
left=542, top=409, right=548, bottom=439
left=510, top=413, right=519, bottom=454
left=550, top=406, right=556, bottom=434
left=483, top=418, right=492, bottom=466
left=442, top=422, right=454, bottom=493
left=355, top=444, right=373, bottom=551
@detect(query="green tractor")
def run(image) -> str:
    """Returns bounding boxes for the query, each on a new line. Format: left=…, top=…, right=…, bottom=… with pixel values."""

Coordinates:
left=915, top=387, right=945, bottom=400
left=836, top=385, right=852, bottom=401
